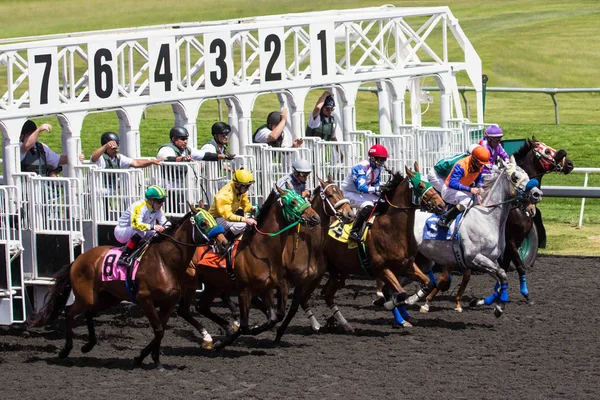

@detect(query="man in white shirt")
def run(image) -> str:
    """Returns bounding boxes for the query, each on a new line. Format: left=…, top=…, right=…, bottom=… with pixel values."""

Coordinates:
left=157, top=126, right=234, bottom=162
left=91, top=131, right=163, bottom=169
left=19, top=120, right=68, bottom=175
left=252, top=108, right=303, bottom=148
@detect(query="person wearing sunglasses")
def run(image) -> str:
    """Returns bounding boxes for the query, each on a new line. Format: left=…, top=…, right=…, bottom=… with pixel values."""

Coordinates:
left=200, top=122, right=237, bottom=158
left=91, top=131, right=164, bottom=169
left=342, top=144, right=389, bottom=243
left=157, top=126, right=234, bottom=162
left=209, top=168, right=257, bottom=242
left=114, top=185, right=168, bottom=267
left=478, top=124, right=509, bottom=176
left=306, top=91, right=337, bottom=141
left=276, top=158, right=312, bottom=198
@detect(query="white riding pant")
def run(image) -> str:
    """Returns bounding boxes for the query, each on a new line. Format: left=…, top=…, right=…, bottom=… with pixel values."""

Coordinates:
left=441, top=186, right=473, bottom=209
left=216, top=217, right=247, bottom=235
left=345, top=191, right=379, bottom=209
left=114, top=226, right=156, bottom=244
left=427, top=169, right=446, bottom=193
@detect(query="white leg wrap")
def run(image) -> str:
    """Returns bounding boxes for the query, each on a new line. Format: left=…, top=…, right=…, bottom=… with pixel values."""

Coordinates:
left=406, top=289, right=426, bottom=305
left=331, top=305, right=348, bottom=326
left=305, top=308, right=321, bottom=332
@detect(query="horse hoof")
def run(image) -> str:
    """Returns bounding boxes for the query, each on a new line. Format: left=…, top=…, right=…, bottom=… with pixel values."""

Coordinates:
left=81, top=342, right=96, bottom=353
left=455, top=306, right=463, bottom=313
left=469, top=298, right=480, bottom=307
left=132, top=356, right=143, bottom=368
left=58, top=347, right=72, bottom=359
left=494, top=306, right=504, bottom=318
left=342, top=325, right=355, bottom=334
left=202, top=339, right=213, bottom=350
left=420, top=304, right=430, bottom=313
left=402, top=320, right=413, bottom=328
left=155, top=363, right=166, bottom=372
left=372, top=297, right=386, bottom=307
left=232, top=321, right=240, bottom=332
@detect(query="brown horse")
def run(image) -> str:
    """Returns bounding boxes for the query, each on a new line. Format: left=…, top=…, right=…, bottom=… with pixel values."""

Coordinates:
left=273, top=177, right=355, bottom=343
left=416, top=137, right=573, bottom=313
left=28, top=205, right=228, bottom=370
left=320, top=163, right=445, bottom=332
left=177, top=186, right=321, bottom=351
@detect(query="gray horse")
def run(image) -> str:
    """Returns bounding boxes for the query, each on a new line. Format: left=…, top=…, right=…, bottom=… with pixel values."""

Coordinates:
left=410, top=159, right=543, bottom=317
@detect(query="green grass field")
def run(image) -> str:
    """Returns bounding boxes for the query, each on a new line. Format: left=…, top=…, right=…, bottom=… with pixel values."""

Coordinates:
left=1, top=0, right=599, bottom=254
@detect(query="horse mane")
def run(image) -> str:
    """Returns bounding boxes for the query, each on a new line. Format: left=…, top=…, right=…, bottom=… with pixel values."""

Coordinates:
left=480, top=168, right=502, bottom=195
left=512, top=138, right=534, bottom=162
left=242, top=190, right=278, bottom=240
left=380, top=171, right=405, bottom=194
left=151, top=211, right=192, bottom=244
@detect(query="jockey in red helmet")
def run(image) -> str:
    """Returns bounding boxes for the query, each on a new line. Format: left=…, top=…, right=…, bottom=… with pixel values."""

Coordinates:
left=342, top=144, right=389, bottom=242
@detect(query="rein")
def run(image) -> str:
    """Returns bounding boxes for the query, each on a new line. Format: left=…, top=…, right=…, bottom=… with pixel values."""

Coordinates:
left=254, top=220, right=301, bottom=237
left=320, top=183, right=350, bottom=218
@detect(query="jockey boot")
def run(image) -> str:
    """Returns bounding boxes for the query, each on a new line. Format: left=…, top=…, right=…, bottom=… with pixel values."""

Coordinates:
left=224, top=230, right=239, bottom=243
left=437, top=206, right=460, bottom=229
left=118, top=234, right=142, bottom=267
left=349, top=205, right=373, bottom=243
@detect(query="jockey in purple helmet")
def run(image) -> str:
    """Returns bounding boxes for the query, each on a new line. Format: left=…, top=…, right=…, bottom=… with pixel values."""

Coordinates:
left=478, top=125, right=509, bottom=175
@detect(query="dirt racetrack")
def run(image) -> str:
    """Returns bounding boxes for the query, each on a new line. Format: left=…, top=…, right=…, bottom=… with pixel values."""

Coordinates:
left=1, top=255, right=599, bottom=399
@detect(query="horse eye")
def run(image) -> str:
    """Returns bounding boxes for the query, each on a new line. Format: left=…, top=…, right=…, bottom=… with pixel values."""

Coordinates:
left=545, top=149, right=551, bottom=155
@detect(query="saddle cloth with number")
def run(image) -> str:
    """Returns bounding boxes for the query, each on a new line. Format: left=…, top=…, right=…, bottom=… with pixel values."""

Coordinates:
left=101, top=248, right=140, bottom=282
left=422, top=212, right=464, bottom=241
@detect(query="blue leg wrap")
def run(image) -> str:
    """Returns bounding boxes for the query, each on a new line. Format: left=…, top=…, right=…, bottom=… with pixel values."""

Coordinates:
left=448, top=273, right=453, bottom=283
left=393, top=307, right=405, bottom=325
left=500, top=283, right=509, bottom=303
left=427, top=268, right=437, bottom=287
left=398, top=306, right=410, bottom=320
left=483, top=291, right=498, bottom=305
left=520, top=274, right=529, bottom=297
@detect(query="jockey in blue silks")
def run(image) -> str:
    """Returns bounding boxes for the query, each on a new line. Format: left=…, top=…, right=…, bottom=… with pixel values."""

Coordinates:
left=479, top=125, right=509, bottom=175
left=341, top=144, right=389, bottom=242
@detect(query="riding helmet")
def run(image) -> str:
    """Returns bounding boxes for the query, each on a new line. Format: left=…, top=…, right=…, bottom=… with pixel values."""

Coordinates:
left=169, top=126, right=189, bottom=140
left=232, top=168, right=255, bottom=185
left=145, top=185, right=167, bottom=200
left=212, top=122, right=231, bottom=136
left=368, top=144, right=389, bottom=158
left=100, top=131, right=120, bottom=146
left=471, top=146, right=491, bottom=163
left=292, top=159, right=312, bottom=173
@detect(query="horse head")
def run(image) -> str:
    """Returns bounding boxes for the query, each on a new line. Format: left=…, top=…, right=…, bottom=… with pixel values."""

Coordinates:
left=188, top=203, right=229, bottom=253
left=497, top=159, right=543, bottom=205
left=275, top=185, right=321, bottom=227
left=530, top=136, right=574, bottom=175
left=405, top=161, right=445, bottom=215
left=316, top=176, right=355, bottom=224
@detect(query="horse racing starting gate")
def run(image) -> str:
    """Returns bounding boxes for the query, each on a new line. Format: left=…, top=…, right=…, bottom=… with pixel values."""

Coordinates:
left=0, top=5, right=487, bottom=324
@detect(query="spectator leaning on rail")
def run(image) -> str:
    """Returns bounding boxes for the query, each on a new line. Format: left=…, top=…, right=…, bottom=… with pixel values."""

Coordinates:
left=478, top=124, right=509, bottom=175
left=341, top=144, right=389, bottom=243
left=19, top=120, right=70, bottom=176
left=157, top=126, right=235, bottom=162
left=306, top=91, right=337, bottom=141
left=91, top=131, right=164, bottom=169
left=114, top=185, right=168, bottom=267
left=437, top=145, right=490, bottom=228
left=252, top=108, right=303, bottom=148
left=209, top=168, right=257, bottom=242
left=276, top=158, right=312, bottom=198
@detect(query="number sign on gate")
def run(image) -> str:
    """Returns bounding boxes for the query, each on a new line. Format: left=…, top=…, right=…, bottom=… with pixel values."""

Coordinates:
left=259, top=28, right=286, bottom=89
left=204, top=32, right=234, bottom=94
left=27, top=47, right=60, bottom=113
left=87, top=41, right=118, bottom=107
left=148, top=36, right=177, bottom=100
left=310, top=23, right=336, bottom=84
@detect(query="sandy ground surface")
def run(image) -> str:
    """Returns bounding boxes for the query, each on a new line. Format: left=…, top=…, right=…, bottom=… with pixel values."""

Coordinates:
left=1, top=255, right=599, bottom=399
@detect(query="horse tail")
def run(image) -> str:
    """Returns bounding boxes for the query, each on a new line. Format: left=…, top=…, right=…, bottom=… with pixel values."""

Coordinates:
left=27, top=263, right=73, bottom=327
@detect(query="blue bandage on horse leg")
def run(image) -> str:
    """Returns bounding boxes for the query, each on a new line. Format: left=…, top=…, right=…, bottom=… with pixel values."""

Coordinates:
left=393, top=307, right=405, bottom=325
left=398, top=306, right=410, bottom=320
left=483, top=291, right=499, bottom=305
left=500, top=283, right=509, bottom=303
left=427, top=268, right=437, bottom=287
left=520, top=274, right=529, bottom=296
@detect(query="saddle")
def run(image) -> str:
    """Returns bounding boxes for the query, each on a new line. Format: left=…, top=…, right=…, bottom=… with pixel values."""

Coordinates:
left=195, top=242, right=240, bottom=281
left=328, top=219, right=374, bottom=276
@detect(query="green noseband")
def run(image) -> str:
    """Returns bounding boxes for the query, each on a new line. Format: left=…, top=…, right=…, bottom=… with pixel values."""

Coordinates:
left=279, top=189, right=310, bottom=223
left=407, top=171, right=433, bottom=205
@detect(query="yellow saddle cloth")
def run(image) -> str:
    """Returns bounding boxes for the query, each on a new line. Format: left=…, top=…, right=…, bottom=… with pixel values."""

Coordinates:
left=328, top=219, right=372, bottom=249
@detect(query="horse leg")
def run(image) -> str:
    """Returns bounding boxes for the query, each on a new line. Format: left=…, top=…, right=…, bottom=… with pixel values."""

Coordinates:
left=133, top=296, right=165, bottom=369
left=454, top=269, right=472, bottom=312
left=81, top=292, right=121, bottom=354
left=421, top=265, right=452, bottom=313
left=404, top=261, right=435, bottom=305
left=58, top=297, right=86, bottom=359
left=178, top=286, right=215, bottom=349
left=274, top=286, right=302, bottom=345
left=213, top=289, right=251, bottom=352
left=506, top=240, right=533, bottom=304
left=301, top=277, right=325, bottom=333
left=379, top=269, right=412, bottom=328
left=276, top=280, right=289, bottom=322
left=248, top=288, right=278, bottom=335
left=321, top=272, right=353, bottom=333
left=471, top=254, right=509, bottom=317
left=197, top=285, right=237, bottom=337
left=221, top=291, right=241, bottom=331
left=151, top=302, right=178, bottom=371
left=372, top=278, right=386, bottom=307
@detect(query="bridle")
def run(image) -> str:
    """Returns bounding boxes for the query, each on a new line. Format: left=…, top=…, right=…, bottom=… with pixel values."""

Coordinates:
left=319, top=183, right=350, bottom=218
left=532, top=142, right=568, bottom=175
left=384, top=173, right=440, bottom=213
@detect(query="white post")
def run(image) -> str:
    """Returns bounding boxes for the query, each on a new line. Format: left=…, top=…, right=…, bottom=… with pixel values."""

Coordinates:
left=377, top=83, right=392, bottom=135
left=578, top=172, right=589, bottom=228
left=57, top=112, right=86, bottom=177
left=117, top=106, right=145, bottom=159
left=226, top=99, right=240, bottom=155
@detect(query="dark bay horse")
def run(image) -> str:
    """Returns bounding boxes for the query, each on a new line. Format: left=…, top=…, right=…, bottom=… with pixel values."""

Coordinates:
left=178, top=186, right=321, bottom=351
left=28, top=205, right=228, bottom=370
left=320, top=163, right=445, bottom=332
left=273, top=177, right=355, bottom=343
left=414, top=137, right=572, bottom=313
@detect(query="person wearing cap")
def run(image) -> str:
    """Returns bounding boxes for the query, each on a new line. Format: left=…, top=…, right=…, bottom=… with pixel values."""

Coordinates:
left=252, top=108, right=303, bottom=148
left=306, top=91, right=337, bottom=141
left=91, top=131, right=163, bottom=169
left=19, top=120, right=69, bottom=176
left=201, top=122, right=236, bottom=156
left=342, top=144, right=389, bottom=242
left=209, top=168, right=257, bottom=242
left=478, top=124, right=509, bottom=175
left=437, top=145, right=491, bottom=228
left=427, top=144, right=480, bottom=193
left=157, top=126, right=234, bottom=162
left=276, top=158, right=312, bottom=198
